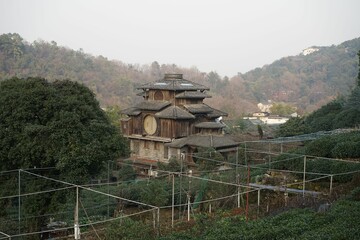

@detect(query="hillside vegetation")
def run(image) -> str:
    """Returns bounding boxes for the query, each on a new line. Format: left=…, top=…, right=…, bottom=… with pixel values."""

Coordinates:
left=277, top=49, right=360, bottom=138
left=1, top=33, right=360, bottom=116
left=157, top=197, right=360, bottom=240
left=238, top=38, right=360, bottom=113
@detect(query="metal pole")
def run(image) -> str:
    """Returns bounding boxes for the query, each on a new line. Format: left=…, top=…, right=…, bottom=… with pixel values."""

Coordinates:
left=329, top=175, right=333, bottom=196
left=179, top=156, right=183, bottom=219
left=257, top=189, right=260, bottom=217
left=107, top=160, right=110, bottom=218
left=171, top=174, right=175, bottom=228
left=236, top=147, right=240, bottom=208
left=280, top=142, right=283, bottom=153
left=187, top=171, right=192, bottom=222
left=153, top=209, right=156, bottom=231
left=74, top=187, right=80, bottom=240
left=187, top=194, right=190, bottom=222
left=18, top=169, right=21, bottom=235
left=237, top=186, right=241, bottom=208
left=246, top=164, right=250, bottom=222
left=157, top=207, right=160, bottom=236
left=302, top=156, right=306, bottom=197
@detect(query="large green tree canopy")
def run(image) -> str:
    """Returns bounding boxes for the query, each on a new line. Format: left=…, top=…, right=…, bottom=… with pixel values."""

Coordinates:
left=0, top=77, right=127, bottom=183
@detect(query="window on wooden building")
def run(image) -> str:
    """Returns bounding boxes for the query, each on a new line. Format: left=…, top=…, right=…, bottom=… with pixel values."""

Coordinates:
left=133, top=140, right=140, bottom=154
left=154, top=90, right=164, bottom=100
left=164, top=146, right=169, bottom=159
left=144, top=141, right=150, bottom=149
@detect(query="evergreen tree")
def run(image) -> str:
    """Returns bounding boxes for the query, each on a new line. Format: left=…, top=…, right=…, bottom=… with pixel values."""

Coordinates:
left=0, top=77, right=127, bottom=183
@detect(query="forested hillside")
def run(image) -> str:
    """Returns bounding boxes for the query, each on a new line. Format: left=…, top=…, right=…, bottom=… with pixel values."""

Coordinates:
left=1, top=33, right=359, bottom=116
left=237, top=38, right=360, bottom=113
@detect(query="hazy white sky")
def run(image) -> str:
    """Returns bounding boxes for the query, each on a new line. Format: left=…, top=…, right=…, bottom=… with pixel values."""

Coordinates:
left=1, top=0, right=360, bottom=77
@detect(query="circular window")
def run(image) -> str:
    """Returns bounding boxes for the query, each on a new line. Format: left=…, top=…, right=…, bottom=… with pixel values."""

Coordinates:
left=143, top=115, right=157, bottom=135
left=154, top=90, right=164, bottom=100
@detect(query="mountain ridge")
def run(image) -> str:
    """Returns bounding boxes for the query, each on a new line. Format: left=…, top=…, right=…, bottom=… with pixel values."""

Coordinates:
left=0, top=33, right=359, bottom=117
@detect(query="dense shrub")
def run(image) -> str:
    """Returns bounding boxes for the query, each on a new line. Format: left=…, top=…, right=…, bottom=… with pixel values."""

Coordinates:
left=276, top=117, right=308, bottom=137
left=304, top=131, right=360, bottom=159
left=331, top=141, right=360, bottom=158
left=304, top=137, right=337, bottom=158
left=333, top=108, right=360, bottom=129
left=105, top=218, right=155, bottom=240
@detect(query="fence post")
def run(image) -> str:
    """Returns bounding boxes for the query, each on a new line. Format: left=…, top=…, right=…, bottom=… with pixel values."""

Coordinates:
left=257, top=189, right=260, bottom=217
left=157, top=207, right=160, bottom=236
left=236, top=147, right=240, bottom=208
left=153, top=209, right=156, bottom=231
left=329, top=175, right=333, bottom=196
left=18, top=169, right=21, bottom=235
left=74, top=187, right=80, bottom=240
left=171, top=174, right=175, bottom=228
left=302, top=156, right=307, bottom=197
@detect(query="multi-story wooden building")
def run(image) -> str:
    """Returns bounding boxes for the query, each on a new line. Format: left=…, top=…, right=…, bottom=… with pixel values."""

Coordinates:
left=121, top=73, right=238, bottom=171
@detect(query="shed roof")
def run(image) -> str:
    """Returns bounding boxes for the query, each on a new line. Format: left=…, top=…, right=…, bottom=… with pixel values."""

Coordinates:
left=155, top=106, right=195, bottom=119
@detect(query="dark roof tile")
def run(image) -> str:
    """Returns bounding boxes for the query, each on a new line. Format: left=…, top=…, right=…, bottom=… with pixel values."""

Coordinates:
left=207, top=108, right=228, bottom=118
left=183, top=104, right=213, bottom=114
left=155, top=106, right=195, bottom=119
left=121, top=107, right=141, bottom=116
left=175, top=91, right=211, bottom=99
left=137, top=76, right=209, bottom=91
left=194, top=122, right=226, bottom=129
left=134, top=100, right=171, bottom=111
